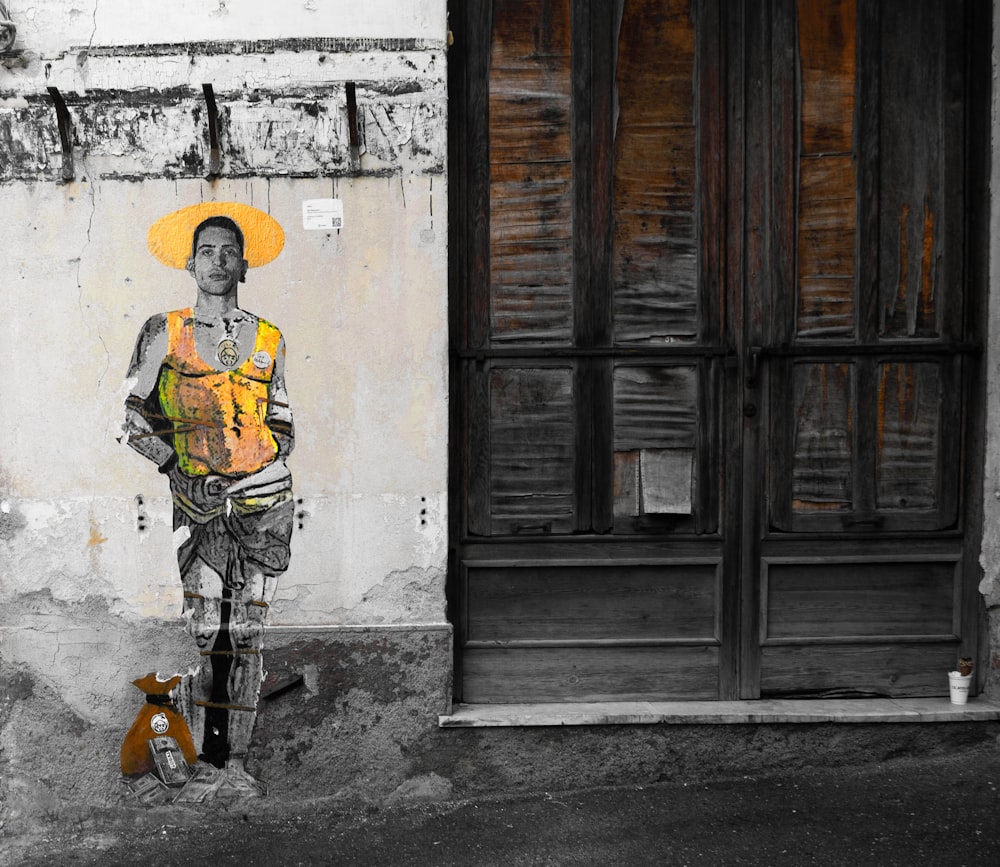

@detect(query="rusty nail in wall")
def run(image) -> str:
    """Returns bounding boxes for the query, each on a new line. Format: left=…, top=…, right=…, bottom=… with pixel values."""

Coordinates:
left=202, top=83, right=221, bottom=178
left=46, top=87, right=74, bottom=181
left=346, top=82, right=359, bottom=162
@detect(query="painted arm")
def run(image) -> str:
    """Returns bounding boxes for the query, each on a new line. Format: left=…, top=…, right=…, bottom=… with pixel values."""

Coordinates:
left=122, top=313, right=175, bottom=470
left=266, top=334, right=294, bottom=460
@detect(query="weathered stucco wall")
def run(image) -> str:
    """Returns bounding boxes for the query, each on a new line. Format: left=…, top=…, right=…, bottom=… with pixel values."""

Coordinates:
left=0, top=0, right=451, bottom=825
left=0, top=175, right=448, bottom=624
left=10, top=0, right=442, bottom=54
left=980, top=2, right=1000, bottom=698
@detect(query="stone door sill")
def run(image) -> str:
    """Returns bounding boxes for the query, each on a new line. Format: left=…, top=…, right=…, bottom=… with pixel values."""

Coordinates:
left=438, top=698, right=1000, bottom=728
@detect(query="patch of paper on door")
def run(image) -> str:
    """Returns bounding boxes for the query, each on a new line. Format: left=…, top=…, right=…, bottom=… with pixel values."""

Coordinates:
left=302, top=199, right=344, bottom=231
left=640, top=448, right=693, bottom=514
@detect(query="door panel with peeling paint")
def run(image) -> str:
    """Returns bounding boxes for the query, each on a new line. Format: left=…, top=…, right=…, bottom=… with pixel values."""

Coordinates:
left=450, top=0, right=988, bottom=703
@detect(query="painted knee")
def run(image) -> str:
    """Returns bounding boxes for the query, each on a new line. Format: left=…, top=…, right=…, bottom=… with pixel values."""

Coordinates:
left=183, top=593, right=221, bottom=649
left=229, top=599, right=269, bottom=650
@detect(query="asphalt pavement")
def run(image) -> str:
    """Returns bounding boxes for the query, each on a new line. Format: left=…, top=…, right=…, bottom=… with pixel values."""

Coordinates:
left=5, top=744, right=999, bottom=866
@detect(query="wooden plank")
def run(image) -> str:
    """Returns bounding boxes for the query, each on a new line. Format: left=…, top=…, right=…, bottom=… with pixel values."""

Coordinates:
left=855, top=0, right=880, bottom=344
left=573, top=359, right=593, bottom=533
left=795, top=0, right=858, bottom=340
left=762, top=557, right=957, bottom=641
left=589, top=357, right=615, bottom=533
left=703, top=0, right=738, bottom=700
left=462, top=538, right=728, bottom=563
left=694, top=356, right=721, bottom=535
left=877, top=0, right=944, bottom=339
left=875, top=361, right=941, bottom=510
left=739, top=0, right=768, bottom=699
left=584, top=0, right=614, bottom=349
left=613, top=364, right=699, bottom=450
left=489, top=0, right=574, bottom=344
left=612, top=450, right=641, bottom=518
left=766, top=356, right=794, bottom=531
left=465, top=360, right=493, bottom=536
left=463, top=0, right=494, bottom=350
left=760, top=643, right=959, bottom=698
left=488, top=365, right=576, bottom=534
left=462, top=646, right=720, bottom=703
left=465, top=561, right=721, bottom=642
left=796, top=278, right=854, bottom=337
left=796, top=0, right=856, bottom=155
left=769, top=0, right=797, bottom=347
left=697, top=0, right=726, bottom=351
left=612, top=0, right=699, bottom=343
left=796, top=156, right=857, bottom=295
left=937, top=0, right=969, bottom=344
left=790, top=361, right=853, bottom=513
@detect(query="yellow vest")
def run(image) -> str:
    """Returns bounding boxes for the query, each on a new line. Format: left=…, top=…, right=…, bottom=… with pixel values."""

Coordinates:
left=158, top=308, right=281, bottom=478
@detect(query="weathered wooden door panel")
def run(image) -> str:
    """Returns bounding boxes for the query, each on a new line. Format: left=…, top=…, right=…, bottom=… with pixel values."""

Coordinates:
left=450, top=0, right=986, bottom=703
left=452, top=0, right=733, bottom=703
left=460, top=557, right=723, bottom=701
left=464, top=561, right=721, bottom=643
left=467, top=363, right=578, bottom=536
left=462, top=646, right=721, bottom=704
left=759, top=646, right=958, bottom=698
left=746, top=0, right=985, bottom=698
left=762, top=556, right=960, bottom=641
left=487, top=0, right=575, bottom=345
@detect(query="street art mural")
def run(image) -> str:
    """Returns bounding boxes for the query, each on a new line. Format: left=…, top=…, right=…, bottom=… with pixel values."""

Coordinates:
left=121, top=202, right=293, bottom=801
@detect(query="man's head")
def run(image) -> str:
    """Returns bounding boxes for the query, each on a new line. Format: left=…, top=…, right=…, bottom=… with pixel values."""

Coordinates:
left=186, top=216, right=249, bottom=296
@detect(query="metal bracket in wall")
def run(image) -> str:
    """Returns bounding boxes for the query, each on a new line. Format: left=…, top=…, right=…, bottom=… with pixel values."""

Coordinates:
left=46, top=87, right=74, bottom=181
left=202, top=83, right=221, bottom=178
left=346, top=81, right=360, bottom=168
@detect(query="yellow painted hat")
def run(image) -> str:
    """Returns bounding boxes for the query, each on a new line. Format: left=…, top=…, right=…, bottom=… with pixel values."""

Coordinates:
left=147, top=201, right=285, bottom=269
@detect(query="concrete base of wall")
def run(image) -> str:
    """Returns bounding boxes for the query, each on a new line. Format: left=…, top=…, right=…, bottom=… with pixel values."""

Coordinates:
left=3, top=619, right=999, bottom=834
left=419, top=720, right=1000, bottom=800
left=249, top=625, right=454, bottom=800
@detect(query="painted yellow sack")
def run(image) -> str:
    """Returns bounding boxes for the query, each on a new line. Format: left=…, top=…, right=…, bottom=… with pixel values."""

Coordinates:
left=120, top=673, right=197, bottom=777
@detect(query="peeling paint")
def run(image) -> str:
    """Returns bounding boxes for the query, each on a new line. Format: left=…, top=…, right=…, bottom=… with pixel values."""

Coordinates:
left=0, top=85, right=444, bottom=181
left=0, top=496, right=26, bottom=541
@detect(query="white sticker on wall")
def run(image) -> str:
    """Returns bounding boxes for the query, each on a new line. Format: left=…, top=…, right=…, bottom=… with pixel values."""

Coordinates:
left=302, top=199, right=344, bottom=231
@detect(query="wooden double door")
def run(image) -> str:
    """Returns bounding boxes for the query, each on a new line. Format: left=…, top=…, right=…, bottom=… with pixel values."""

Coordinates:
left=449, top=0, right=990, bottom=702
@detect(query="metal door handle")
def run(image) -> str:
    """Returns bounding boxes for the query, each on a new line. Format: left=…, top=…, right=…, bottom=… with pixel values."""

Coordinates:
left=746, top=346, right=763, bottom=388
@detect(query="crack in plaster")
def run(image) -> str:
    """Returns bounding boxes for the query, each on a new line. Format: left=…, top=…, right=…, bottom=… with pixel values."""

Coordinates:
left=88, top=1, right=97, bottom=50
left=74, top=178, right=112, bottom=391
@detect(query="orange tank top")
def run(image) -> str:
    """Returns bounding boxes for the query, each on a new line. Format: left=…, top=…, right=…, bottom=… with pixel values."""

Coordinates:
left=158, top=308, right=281, bottom=478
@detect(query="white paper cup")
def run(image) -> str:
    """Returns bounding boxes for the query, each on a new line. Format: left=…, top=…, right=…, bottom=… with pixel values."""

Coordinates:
left=948, top=671, right=972, bottom=705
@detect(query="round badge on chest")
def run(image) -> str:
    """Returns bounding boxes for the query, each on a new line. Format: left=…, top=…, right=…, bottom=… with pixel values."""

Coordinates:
left=217, top=338, right=240, bottom=368
left=252, top=350, right=272, bottom=370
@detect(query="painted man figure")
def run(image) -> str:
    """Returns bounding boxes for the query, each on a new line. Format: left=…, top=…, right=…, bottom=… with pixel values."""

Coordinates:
left=124, top=206, right=293, bottom=795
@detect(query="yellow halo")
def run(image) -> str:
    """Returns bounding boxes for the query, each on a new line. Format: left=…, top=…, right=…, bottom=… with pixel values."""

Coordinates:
left=147, top=201, right=285, bottom=270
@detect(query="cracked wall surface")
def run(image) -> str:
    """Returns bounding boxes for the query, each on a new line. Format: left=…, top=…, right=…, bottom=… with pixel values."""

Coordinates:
left=0, top=176, right=448, bottom=624
left=0, top=0, right=451, bottom=822
left=978, top=5, right=1000, bottom=700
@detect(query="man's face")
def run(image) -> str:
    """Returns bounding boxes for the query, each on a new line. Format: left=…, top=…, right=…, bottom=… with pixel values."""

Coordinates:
left=187, top=225, right=248, bottom=296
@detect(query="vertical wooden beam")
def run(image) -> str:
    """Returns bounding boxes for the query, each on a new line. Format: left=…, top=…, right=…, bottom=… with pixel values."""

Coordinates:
left=739, top=0, right=769, bottom=699
left=587, top=0, right=617, bottom=533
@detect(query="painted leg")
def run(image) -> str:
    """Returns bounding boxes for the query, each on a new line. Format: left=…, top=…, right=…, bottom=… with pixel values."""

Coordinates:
left=219, top=572, right=273, bottom=793
left=179, top=558, right=223, bottom=762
